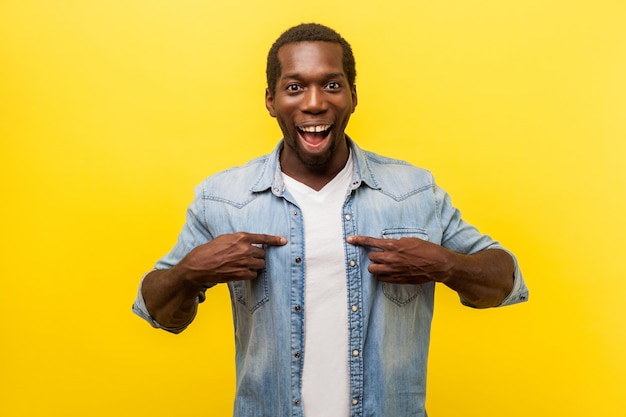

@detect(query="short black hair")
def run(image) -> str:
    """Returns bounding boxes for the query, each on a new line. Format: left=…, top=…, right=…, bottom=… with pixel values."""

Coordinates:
left=266, top=23, right=356, bottom=97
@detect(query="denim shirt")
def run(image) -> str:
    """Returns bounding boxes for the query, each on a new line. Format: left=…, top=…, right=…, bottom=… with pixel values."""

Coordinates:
left=133, top=139, right=528, bottom=417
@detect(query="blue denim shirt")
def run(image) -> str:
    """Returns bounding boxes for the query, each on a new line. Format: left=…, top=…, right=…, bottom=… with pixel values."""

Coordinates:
left=133, top=139, right=528, bottom=417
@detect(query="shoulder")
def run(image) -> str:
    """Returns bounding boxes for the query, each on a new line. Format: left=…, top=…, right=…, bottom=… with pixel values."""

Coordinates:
left=208, top=154, right=269, bottom=182
left=194, top=154, right=271, bottom=204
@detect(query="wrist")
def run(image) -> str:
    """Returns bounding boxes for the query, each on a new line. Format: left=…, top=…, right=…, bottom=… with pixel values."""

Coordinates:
left=169, top=262, right=207, bottom=293
left=440, top=251, right=475, bottom=284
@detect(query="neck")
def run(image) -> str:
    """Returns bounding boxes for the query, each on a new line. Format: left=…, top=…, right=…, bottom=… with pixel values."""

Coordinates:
left=280, top=143, right=350, bottom=192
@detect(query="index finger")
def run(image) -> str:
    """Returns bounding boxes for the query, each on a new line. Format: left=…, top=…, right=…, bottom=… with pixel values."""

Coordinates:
left=346, top=235, right=387, bottom=249
left=242, top=232, right=288, bottom=246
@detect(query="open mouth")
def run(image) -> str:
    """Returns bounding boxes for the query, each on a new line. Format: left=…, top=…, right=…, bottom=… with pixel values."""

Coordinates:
left=297, top=124, right=333, bottom=147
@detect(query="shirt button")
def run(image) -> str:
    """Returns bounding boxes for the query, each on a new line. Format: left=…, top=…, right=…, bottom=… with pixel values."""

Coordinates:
left=295, top=257, right=302, bottom=264
left=349, top=260, right=356, bottom=267
left=294, top=305, right=301, bottom=312
left=294, top=399, right=300, bottom=406
left=293, top=211, right=298, bottom=216
left=351, top=305, right=358, bottom=312
left=352, top=398, right=358, bottom=405
left=345, top=214, right=351, bottom=220
left=294, top=351, right=301, bottom=358
left=352, top=350, right=359, bottom=357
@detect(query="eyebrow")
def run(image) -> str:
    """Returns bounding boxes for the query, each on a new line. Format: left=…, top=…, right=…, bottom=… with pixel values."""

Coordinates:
left=280, top=71, right=346, bottom=80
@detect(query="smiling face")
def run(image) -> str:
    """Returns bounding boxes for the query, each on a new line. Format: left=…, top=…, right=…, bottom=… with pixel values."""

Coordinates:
left=265, top=41, right=357, bottom=185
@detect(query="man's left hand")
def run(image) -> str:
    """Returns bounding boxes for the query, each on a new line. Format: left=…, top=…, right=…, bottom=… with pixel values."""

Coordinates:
left=347, top=235, right=454, bottom=285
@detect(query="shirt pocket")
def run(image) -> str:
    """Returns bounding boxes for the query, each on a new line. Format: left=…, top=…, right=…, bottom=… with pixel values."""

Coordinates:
left=232, top=263, right=270, bottom=314
left=380, top=228, right=429, bottom=307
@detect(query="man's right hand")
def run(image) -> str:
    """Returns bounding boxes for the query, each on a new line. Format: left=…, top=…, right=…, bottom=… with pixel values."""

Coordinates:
left=176, top=232, right=288, bottom=286
left=141, top=232, right=287, bottom=330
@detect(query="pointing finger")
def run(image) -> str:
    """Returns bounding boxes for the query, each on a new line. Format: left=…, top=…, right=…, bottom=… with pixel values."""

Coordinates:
left=346, top=235, right=386, bottom=249
left=242, top=232, right=288, bottom=246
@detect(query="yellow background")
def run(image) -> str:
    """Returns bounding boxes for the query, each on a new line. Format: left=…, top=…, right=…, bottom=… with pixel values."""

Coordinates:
left=1, top=1, right=625, bottom=416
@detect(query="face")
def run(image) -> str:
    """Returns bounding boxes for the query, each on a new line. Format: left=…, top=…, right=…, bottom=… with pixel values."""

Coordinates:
left=265, top=41, right=357, bottom=177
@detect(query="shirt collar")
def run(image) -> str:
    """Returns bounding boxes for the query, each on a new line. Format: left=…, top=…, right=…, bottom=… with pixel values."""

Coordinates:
left=250, top=136, right=381, bottom=195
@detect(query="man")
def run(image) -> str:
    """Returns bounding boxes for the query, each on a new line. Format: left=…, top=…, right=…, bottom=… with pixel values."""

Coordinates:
left=133, top=23, right=528, bottom=417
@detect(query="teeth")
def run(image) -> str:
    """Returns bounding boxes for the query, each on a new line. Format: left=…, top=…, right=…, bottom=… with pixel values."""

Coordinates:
left=300, top=125, right=331, bottom=133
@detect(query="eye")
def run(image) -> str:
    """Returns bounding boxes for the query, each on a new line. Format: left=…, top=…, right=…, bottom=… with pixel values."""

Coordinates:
left=286, top=84, right=302, bottom=92
left=326, top=81, right=341, bottom=90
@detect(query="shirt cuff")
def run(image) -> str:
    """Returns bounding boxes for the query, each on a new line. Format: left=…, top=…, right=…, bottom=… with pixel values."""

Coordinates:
left=496, top=249, right=529, bottom=307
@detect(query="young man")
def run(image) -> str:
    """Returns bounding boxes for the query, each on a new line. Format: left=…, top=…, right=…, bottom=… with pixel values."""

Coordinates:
left=133, top=23, right=528, bottom=417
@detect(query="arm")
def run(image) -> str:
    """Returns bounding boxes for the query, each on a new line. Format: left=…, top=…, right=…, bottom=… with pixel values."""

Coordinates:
left=141, top=232, right=287, bottom=329
left=346, top=236, right=514, bottom=308
left=141, top=268, right=204, bottom=331
left=441, top=247, right=514, bottom=307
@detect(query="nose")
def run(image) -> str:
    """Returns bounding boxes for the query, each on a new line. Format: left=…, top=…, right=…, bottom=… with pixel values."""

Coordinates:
left=301, top=87, right=327, bottom=114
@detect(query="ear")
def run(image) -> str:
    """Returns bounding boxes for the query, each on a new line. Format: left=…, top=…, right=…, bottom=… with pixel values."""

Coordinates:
left=265, top=88, right=277, bottom=118
left=351, top=85, right=358, bottom=113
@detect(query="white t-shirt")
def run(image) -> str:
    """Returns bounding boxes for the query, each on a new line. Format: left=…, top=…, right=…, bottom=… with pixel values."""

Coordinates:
left=282, top=154, right=353, bottom=417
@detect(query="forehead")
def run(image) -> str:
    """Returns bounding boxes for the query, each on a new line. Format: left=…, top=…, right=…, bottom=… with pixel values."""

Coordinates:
left=277, top=41, right=345, bottom=78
